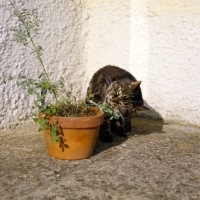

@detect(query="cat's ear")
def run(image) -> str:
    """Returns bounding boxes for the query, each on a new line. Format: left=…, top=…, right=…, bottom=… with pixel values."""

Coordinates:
left=136, top=105, right=150, bottom=112
left=129, top=81, right=142, bottom=91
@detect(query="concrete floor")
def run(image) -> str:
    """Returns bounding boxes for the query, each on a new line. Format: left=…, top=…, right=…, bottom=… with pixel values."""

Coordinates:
left=0, top=118, right=200, bottom=200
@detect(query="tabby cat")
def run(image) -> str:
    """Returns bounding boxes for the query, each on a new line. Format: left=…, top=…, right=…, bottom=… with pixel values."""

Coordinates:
left=87, top=65, right=149, bottom=142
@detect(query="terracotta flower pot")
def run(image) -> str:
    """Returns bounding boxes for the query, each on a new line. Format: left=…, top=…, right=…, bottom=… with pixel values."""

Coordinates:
left=43, top=110, right=104, bottom=160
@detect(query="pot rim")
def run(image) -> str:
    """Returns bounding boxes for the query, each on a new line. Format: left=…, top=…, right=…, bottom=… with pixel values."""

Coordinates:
left=49, top=110, right=104, bottom=129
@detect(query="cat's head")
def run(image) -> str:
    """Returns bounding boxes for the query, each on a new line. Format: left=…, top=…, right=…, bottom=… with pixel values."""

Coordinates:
left=105, top=79, right=149, bottom=116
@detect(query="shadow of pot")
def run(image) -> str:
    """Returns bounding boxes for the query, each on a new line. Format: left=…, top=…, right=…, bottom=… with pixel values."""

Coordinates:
left=43, top=110, right=104, bottom=160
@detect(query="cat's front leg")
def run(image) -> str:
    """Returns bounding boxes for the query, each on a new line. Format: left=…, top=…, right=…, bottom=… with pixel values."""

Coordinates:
left=123, top=118, right=132, bottom=137
left=99, top=120, right=113, bottom=142
left=112, top=118, right=131, bottom=137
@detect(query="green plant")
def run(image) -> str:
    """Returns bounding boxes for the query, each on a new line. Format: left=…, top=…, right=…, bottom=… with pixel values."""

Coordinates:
left=1, top=0, right=120, bottom=143
left=88, top=99, right=120, bottom=120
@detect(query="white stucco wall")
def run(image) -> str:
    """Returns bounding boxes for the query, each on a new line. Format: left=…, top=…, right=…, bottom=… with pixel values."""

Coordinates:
left=129, top=0, right=200, bottom=125
left=84, top=0, right=131, bottom=81
left=0, top=0, right=200, bottom=129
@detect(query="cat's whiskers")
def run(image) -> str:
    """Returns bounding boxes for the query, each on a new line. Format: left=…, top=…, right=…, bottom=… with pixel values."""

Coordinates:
left=104, top=93, right=110, bottom=103
left=104, top=90, right=113, bottom=103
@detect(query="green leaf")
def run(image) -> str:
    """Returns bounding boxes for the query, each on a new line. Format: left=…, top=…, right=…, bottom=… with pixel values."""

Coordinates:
left=8, top=75, right=13, bottom=80
left=27, top=87, right=33, bottom=94
left=37, top=45, right=44, bottom=51
left=88, top=94, right=94, bottom=98
left=38, top=73, right=44, bottom=79
left=45, top=109, right=51, bottom=114
left=43, top=123, right=49, bottom=129
left=52, top=108, right=56, bottom=114
left=38, top=127, right=43, bottom=132
left=19, top=75, right=26, bottom=79
left=32, top=117, right=38, bottom=122
left=33, top=100, right=40, bottom=107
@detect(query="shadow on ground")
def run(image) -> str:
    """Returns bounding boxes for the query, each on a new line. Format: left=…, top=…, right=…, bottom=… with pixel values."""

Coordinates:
left=94, top=101, right=166, bottom=156
left=94, top=116, right=166, bottom=156
left=132, top=101, right=167, bottom=135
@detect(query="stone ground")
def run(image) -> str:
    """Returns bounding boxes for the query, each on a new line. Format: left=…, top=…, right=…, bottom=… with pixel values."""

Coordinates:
left=0, top=118, right=200, bottom=200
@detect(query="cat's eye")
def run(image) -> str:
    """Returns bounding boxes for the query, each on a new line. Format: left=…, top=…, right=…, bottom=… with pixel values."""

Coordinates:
left=117, top=89, right=122, bottom=96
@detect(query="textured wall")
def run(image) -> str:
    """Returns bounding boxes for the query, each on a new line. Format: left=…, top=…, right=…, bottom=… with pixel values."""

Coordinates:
left=129, top=0, right=200, bottom=125
left=1, top=0, right=200, bottom=129
left=0, top=0, right=88, bottom=129
left=84, top=0, right=131, bottom=83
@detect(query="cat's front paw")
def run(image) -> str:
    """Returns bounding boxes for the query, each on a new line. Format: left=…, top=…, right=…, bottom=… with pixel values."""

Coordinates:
left=116, top=125, right=132, bottom=137
left=124, top=131, right=132, bottom=137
